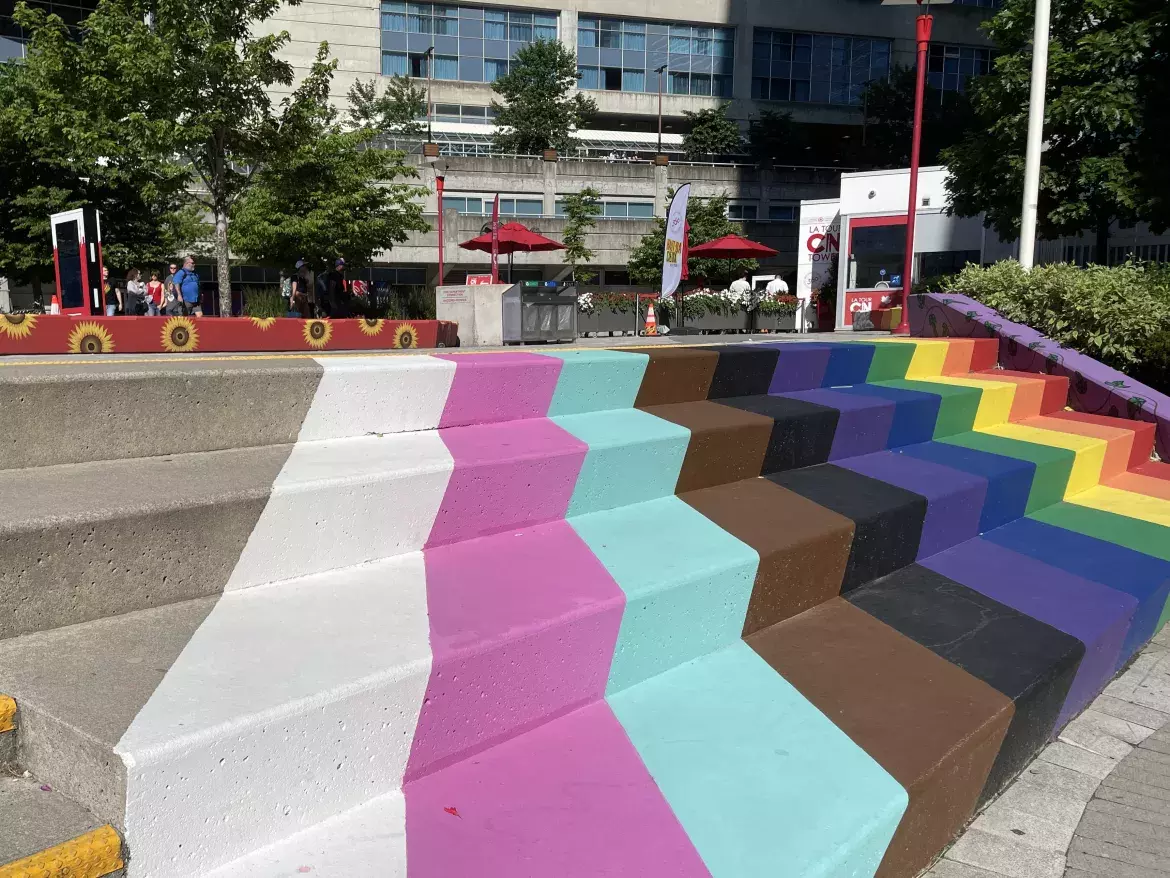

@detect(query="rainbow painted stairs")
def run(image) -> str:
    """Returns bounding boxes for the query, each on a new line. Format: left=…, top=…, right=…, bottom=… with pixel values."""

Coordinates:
left=2, top=340, right=1170, bottom=877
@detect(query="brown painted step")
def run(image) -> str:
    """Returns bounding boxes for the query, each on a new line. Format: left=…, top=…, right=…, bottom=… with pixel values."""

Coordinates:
left=747, top=599, right=1014, bottom=878
left=618, top=347, right=719, bottom=406
left=642, top=401, right=774, bottom=493
left=680, top=478, right=854, bottom=636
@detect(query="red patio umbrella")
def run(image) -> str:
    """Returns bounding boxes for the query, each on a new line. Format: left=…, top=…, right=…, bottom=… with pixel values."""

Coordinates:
left=460, top=221, right=566, bottom=282
left=688, top=234, right=779, bottom=287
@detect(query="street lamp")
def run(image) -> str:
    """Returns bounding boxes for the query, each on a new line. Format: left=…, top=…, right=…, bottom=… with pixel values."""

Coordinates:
left=425, top=45, right=436, bottom=143
left=883, top=0, right=952, bottom=336
left=655, top=64, right=668, bottom=155
left=1018, top=0, right=1052, bottom=269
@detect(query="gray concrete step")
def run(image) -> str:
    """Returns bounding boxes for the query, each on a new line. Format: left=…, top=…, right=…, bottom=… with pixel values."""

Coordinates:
left=0, top=358, right=321, bottom=470
left=0, top=445, right=290, bottom=640
left=0, top=773, right=123, bottom=875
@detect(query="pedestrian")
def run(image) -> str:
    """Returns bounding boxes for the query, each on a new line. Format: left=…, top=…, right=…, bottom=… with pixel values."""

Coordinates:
left=764, top=274, right=789, bottom=298
left=325, top=258, right=350, bottom=319
left=729, top=269, right=752, bottom=299
left=102, top=266, right=121, bottom=316
left=290, top=259, right=313, bottom=318
left=145, top=270, right=164, bottom=317
left=125, top=269, right=147, bottom=316
left=163, top=262, right=182, bottom=315
left=172, top=256, right=203, bottom=317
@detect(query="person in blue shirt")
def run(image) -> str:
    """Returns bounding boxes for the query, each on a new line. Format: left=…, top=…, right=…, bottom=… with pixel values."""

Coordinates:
left=172, top=256, right=203, bottom=317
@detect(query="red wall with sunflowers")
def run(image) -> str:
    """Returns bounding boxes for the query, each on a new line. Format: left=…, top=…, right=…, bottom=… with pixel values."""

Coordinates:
left=0, top=315, right=459, bottom=355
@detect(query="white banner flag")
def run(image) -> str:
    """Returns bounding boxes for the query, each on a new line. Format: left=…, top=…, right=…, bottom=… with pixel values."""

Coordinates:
left=661, top=183, right=691, bottom=296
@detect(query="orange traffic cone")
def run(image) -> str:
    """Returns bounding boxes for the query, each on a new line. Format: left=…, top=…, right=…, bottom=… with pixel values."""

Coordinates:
left=49, top=292, right=61, bottom=315
left=643, top=300, right=658, bottom=336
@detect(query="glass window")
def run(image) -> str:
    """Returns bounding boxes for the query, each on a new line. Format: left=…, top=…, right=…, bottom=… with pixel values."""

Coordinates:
left=534, top=13, right=556, bottom=40
left=928, top=43, right=993, bottom=98
left=669, top=71, right=689, bottom=94
left=753, top=28, right=890, bottom=106
left=484, top=58, right=508, bottom=81
left=381, top=1, right=406, bottom=31
left=578, top=65, right=599, bottom=89
left=628, top=203, right=654, bottom=218
left=509, top=11, right=531, bottom=42
left=600, top=19, right=621, bottom=48
left=691, top=73, right=711, bottom=95
left=669, top=26, right=691, bottom=54
left=382, top=51, right=408, bottom=76
left=622, top=69, right=645, bottom=91
left=849, top=223, right=906, bottom=289
left=768, top=205, right=796, bottom=221
left=578, top=20, right=597, bottom=48
left=484, top=9, right=505, bottom=39
left=433, top=54, right=458, bottom=79
left=604, top=202, right=629, bottom=218
left=728, top=204, right=758, bottom=220
left=623, top=22, right=645, bottom=51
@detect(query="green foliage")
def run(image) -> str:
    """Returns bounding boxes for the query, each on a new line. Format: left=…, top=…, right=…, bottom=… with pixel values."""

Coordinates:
left=943, top=0, right=1151, bottom=252
left=627, top=192, right=757, bottom=288
left=681, top=104, right=743, bottom=160
left=860, top=67, right=976, bottom=170
left=242, top=286, right=287, bottom=318
left=0, top=1, right=196, bottom=284
left=230, top=48, right=429, bottom=271
left=1134, top=0, right=1170, bottom=232
left=936, top=260, right=1170, bottom=368
left=1133, top=329, right=1170, bottom=393
left=746, top=110, right=803, bottom=166
left=561, top=187, right=601, bottom=284
left=346, top=75, right=426, bottom=136
left=491, top=39, right=596, bottom=155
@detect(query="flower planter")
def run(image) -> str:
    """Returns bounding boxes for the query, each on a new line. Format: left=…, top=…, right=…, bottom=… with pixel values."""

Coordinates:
left=755, top=312, right=797, bottom=332
left=683, top=311, right=749, bottom=333
left=577, top=307, right=639, bottom=337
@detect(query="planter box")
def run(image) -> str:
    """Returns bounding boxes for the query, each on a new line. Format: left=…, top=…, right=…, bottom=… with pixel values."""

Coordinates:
left=577, top=307, right=639, bottom=336
left=755, top=312, right=797, bottom=332
left=681, top=311, right=748, bottom=333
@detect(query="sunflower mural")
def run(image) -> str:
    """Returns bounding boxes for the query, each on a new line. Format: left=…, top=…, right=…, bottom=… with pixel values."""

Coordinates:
left=303, top=319, right=333, bottom=349
left=249, top=317, right=277, bottom=331
left=161, top=317, right=199, bottom=353
left=0, top=313, right=37, bottom=339
left=393, top=322, right=420, bottom=349
left=358, top=318, right=385, bottom=337
left=67, top=322, right=115, bottom=354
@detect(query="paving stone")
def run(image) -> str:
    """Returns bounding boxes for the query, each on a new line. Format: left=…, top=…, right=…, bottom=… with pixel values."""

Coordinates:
left=969, top=802, right=1080, bottom=854
left=1071, top=836, right=1170, bottom=872
left=1066, top=846, right=1170, bottom=877
left=1018, top=760, right=1106, bottom=800
left=1069, top=709, right=1158, bottom=746
left=1039, top=741, right=1119, bottom=780
left=1092, top=695, right=1170, bottom=731
left=925, top=858, right=1011, bottom=878
left=1078, top=812, right=1170, bottom=857
left=1094, top=784, right=1170, bottom=816
left=947, top=827, right=1065, bottom=878
left=992, top=779, right=1095, bottom=828
left=1103, top=775, right=1170, bottom=804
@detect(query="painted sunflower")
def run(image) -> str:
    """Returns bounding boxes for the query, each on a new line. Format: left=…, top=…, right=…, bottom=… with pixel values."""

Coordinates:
left=0, top=313, right=37, bottom=339
left=161, top=316, right=199, bottom=353
left=358, top=318, right=385, bottom=337
left=68, top=322, right=115, bottom=354
left=393, top=322, right=419, bottom=349
left=249, top=316, right=277, bottom=331
left=303, top=319, right=333, bottom=349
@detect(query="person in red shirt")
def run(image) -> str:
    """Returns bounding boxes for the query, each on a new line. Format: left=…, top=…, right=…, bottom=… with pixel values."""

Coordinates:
left=145, top=270, right=165, bottom=316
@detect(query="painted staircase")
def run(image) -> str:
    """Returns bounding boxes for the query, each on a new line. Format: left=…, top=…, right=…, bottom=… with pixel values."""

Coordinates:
left=1, top=340, right=1169, bottom=877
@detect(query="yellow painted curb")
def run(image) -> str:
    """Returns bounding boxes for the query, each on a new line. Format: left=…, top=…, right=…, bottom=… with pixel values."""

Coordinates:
left=0, top=826, right=123, bottom=878
left=0, top=695, right=14, bottom=733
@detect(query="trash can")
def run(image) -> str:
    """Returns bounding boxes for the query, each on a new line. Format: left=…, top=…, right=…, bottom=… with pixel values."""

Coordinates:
left=501, top=282, right=577, bottom=344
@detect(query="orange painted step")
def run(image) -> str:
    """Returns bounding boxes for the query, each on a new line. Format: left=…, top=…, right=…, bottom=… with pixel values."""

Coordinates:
left=1044, top=411, right=1156, bottom=469
left=1025, top=415, right=1143, bottom=482
left=970, top=371, right=1069, bottom=420
left=1134, top=460, right=1170, bottom=482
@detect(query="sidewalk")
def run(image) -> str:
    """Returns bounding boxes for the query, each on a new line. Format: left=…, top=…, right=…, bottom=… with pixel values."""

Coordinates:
left=924, top=624, right=1170, bottom=878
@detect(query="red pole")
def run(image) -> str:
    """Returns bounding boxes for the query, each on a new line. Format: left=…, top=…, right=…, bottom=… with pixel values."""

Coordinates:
left=896, top=11, right=932, bottom=336
left=436, top=174, right=445, bottom=287
left=491, top=195, right=500, bottom=284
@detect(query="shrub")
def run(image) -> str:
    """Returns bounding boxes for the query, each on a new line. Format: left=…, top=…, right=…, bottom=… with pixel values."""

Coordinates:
left=242, top=286, right=287, bottom=319
left=936, top=261, right=1170, bottom=370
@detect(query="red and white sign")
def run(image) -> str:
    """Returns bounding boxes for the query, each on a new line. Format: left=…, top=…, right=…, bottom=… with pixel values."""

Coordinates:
left=350, top=279, right=368, bottom=297
left=843, top=290, right=894, bottom=327
left=467, top=274, right=494, bottom=286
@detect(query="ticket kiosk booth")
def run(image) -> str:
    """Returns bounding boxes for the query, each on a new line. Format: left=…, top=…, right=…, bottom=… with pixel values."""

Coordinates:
left=50, top=208, right=104, bottom=315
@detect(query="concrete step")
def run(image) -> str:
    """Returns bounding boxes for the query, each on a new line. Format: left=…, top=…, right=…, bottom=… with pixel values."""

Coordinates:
left=0, top=774, right=123, bottom=876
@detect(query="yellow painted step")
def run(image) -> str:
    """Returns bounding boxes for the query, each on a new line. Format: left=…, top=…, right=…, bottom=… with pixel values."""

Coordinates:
left=981, top=423, right=1109, bottom=497
left=914, top=375, right=1018, bottom=429
left=1068, top=485, right=1170, bottom=527
left=0, top=826, right=123, bottom=878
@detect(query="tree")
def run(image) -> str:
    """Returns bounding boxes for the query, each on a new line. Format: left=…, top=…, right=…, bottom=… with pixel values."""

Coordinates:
left=860, top=66, right=976, bottom=170
left=681, top=104, right=742, bottom=161
left=230, top=51, right=429, bottom=270
left=346, top=75, right=426, bottom=137
left=746, top=110, right=805, bottom=167
left=1133, top=0, right=1170, bottom=231
left=491, top=39, right=596, bottom=155
left=0, top=2, right=196, bottom=288
left=942, top=0, right=1150, bottom=262
left=627, top=192, right=757, bottom=287
left=560, top=187, right=601, bottom=284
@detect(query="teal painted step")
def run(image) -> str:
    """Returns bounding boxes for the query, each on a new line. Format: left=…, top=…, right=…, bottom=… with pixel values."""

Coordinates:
left=609, top=640, right=907, bottom=878
left=554, top=409, right=690, bottom=517
left=541, top=350, right=650, bottom=417
left=569, top=496, right=758, bottom=696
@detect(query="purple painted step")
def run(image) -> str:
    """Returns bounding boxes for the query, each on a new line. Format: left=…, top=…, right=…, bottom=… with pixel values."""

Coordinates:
left=777, top=388, right=896, bottom=460
left=837, top=451, right=987, bottom=559
left=765, top=344, right=835, bottom=393
left=923, top=539, right=1138, bottom=730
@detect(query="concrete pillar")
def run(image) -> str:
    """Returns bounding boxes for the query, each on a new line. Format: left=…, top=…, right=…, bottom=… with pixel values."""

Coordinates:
left=654, top=161, right=669, bottom=217
left=0, top=277, right=10, bottom=313
left=559, top=9, right=577, bottom=57
left=542, top=154, right=558, bottom=217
